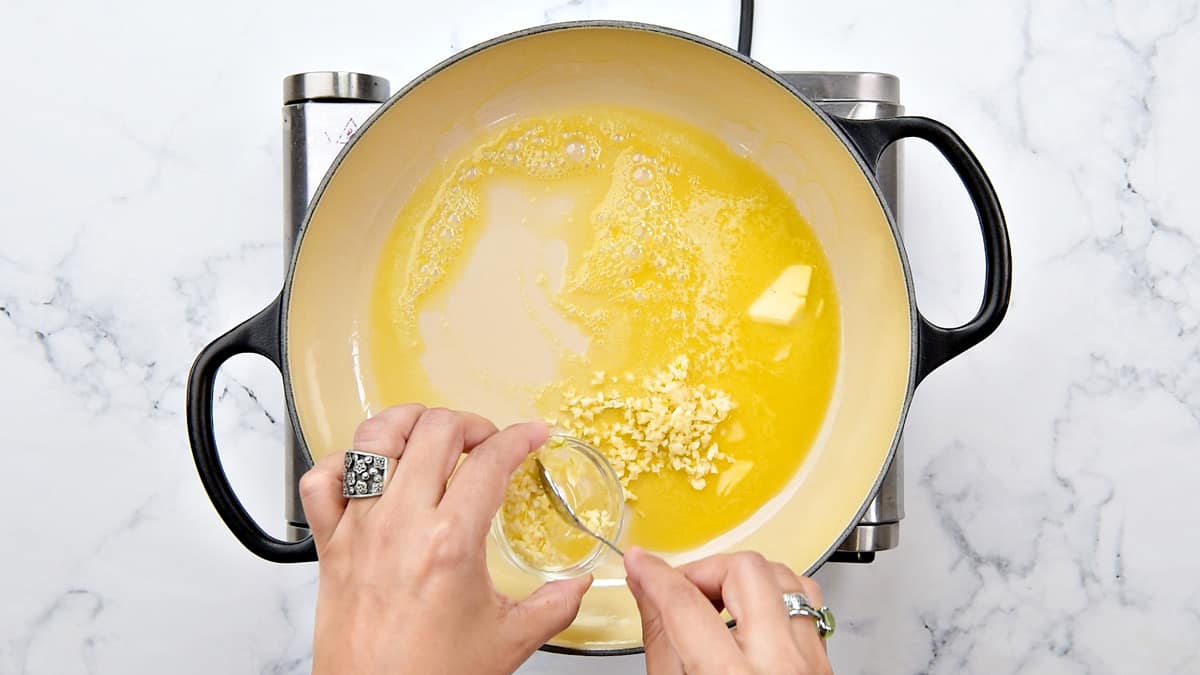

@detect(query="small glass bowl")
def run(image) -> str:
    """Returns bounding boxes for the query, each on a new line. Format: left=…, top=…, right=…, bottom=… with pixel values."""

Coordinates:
left=491, top=435, right=626, bottom=580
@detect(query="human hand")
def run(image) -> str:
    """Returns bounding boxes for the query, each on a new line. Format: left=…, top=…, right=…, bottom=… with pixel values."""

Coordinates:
left=625, top=548, right=832, bottom=675
left=300, top=405, right=593, bottom=675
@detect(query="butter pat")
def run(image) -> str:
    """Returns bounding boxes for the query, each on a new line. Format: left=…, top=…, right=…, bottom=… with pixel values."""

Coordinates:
left=748, top=265, right=812, bottom=326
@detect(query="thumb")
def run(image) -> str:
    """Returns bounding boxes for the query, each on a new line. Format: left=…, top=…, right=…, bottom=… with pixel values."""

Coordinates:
left=508, top=575, right=593, bottom=648
left=624, top=547, right=744, bottom=673
left=626, top=548, right=684, bottom=675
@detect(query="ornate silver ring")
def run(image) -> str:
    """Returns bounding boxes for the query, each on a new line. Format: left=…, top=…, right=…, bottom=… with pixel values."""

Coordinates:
left=782, top=592, right=836, bottom=638
left=342, top=450, right=388, bottom=498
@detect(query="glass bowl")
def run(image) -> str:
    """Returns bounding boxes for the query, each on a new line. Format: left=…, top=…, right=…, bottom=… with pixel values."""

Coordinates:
left=491, top=434, right=626, bottom=580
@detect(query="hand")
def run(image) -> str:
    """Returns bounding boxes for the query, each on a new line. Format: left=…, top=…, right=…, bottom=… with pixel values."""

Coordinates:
left=300, top=405, right=593, bottom=675
left=625, top=548, right=832, bottom=675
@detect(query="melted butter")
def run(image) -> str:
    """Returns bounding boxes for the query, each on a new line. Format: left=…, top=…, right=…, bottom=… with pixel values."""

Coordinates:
left=366, top=107, right=840, bottom=552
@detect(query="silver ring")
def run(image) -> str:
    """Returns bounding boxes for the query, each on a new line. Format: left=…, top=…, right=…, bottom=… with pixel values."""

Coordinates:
left=782, top=592, right=836, bottom=638
left=342, top=450, right=388, bottom=498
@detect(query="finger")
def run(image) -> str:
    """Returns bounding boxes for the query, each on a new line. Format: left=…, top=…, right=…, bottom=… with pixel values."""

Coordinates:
left=507, top=575, right=593, bottom=651
left=440, top=421, right=549, bottom=540
left=769, top=564, right=824, bottom=605
left=795, top=574, right=825, bottom=609
left=773, top=566, right=828, bottom=653
left=350, top=404, right=427, bottom=456
left=388, top=408, right=498, bottom=509
left=624, top=547, right=744, bottom=674
left=626, top=565, right=684, bottom=675
left=345, top=404, right=425, bottom=517
left=297, top=451, right=351, bottom=553
left=678, top=552, right=796, bottom=660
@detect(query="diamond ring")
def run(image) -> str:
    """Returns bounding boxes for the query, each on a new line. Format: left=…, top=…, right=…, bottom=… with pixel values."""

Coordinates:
left=342, top=450, right=388, bottom=498
left=782, top=592, right=836, bottom=638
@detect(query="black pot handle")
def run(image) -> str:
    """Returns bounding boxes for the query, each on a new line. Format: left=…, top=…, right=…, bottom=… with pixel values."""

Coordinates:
left=834, top=116, right=1012, bottom=382
left=185, top=294, right=317, bottom=563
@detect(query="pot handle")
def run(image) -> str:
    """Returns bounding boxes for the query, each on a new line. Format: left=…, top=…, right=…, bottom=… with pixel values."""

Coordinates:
left=185, top=294, right=317, bottom=563
left=834, top=116, right=1012, bottom=382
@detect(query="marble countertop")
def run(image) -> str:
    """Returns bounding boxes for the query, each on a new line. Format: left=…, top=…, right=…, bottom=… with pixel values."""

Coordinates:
left=3, top=0, right=1198, bottom=672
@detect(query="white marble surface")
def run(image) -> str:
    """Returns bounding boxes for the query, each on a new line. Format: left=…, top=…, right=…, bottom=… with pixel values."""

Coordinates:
left=3, top=0, right=1199, bottom=672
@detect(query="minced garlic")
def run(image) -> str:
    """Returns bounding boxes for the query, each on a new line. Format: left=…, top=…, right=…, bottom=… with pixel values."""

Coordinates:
left=578, top=508, right=615, bottom=537
left=498, top=450, right=620, bottom=571
left=554, top=355, right=735, bottom=496
left=500, top=457, right=594, bottom=569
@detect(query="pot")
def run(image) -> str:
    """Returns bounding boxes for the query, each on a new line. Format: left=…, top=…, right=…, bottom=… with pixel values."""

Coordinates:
left=187, top=22, right=1011, bottom=653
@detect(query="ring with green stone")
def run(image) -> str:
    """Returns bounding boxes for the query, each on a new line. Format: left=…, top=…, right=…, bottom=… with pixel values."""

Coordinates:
left=782, top=592, right=836, bottom=638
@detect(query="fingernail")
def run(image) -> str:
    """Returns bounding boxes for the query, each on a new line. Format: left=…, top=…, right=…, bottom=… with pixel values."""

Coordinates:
left=626, top=574, right=641, bottom=595
left=624, top=547, right=648, bottom=587
left=624, top=561, right=641, bottom=592
left=624, top=548, right=640, bottom=571
left=628, top=546, right=660, bottom=568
